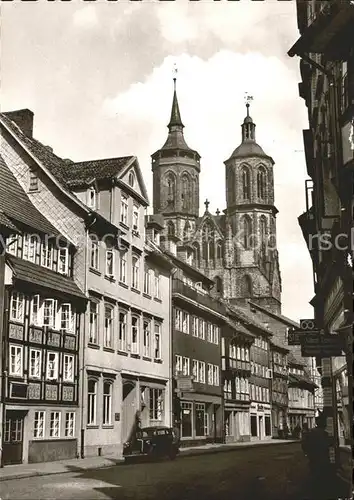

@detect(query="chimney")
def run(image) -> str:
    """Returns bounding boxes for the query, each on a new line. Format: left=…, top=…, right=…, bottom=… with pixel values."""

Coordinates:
left=4, top=109, right=34, bottom=138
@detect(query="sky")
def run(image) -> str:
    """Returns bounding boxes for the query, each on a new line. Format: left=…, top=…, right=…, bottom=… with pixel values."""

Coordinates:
left=1, top=0, right=314, bottom=321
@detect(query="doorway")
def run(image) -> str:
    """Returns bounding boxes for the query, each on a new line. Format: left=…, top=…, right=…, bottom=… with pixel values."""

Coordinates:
left=122, top=380, right=137, bottom=444
left=3, top=412, right=25, bottom=465
left=258, top=416, right=263, bottom=440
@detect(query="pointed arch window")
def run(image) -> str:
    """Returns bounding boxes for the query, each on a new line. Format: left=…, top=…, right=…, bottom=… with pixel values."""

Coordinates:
left=241, top=275, right=253, bottom=297
left=259, top=216, right=267, bottom=247
left=192, top=242, right=200, bottom=265
left=181, top=174, right=190, bottom=211
left=216, top=241, right=223, bottom=260
left=183, top=220, right=190, bottom=242
left=167, top=221, right=175, bottom=237
left=202, top=222, right=214, bottom=263
left=257, top=167, right=266, bottom=200
left=242, top=216, right=252, bottom=249
left=166, top=173, right=176, bottom=206
left=242, top=166, right=251, bottom=199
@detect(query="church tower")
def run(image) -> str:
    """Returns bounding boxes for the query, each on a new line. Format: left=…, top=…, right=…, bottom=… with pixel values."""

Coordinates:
left=224, top=101, right=282, bottom=314
left=151, top=76, right=200, bottom=243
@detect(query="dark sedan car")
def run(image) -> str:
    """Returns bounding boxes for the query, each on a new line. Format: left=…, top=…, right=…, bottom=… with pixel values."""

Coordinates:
left=123, top=426, right=180, bottom=461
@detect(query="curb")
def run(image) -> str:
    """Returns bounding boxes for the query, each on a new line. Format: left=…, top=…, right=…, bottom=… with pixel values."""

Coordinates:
left=0, top=440, right=298, bottom=482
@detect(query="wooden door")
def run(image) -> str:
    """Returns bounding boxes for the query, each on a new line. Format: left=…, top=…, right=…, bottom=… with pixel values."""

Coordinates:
left=3, top=414, right=24, bottom=465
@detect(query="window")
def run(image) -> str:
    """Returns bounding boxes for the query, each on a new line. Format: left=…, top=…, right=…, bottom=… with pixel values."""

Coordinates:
left=58, top=247, right=69, bottom=275
left=257, top=167, right=266, bottom=200
left=242, top=216, right=252, bottom=249
left=104, top=306, right=113, bottom=349
left=154, top=323, right=161, bottom=359
left=63, top=354, right=74, bottom=382
left=144, top=266, right=151, bottom=295
left=192, top=316, right=198, bottom=337
left=119, top=251, right=127, bottom=283
left=10, top=292, right=24, bottom=322
left=181, top=402, right=192, bottom=438
left=182, top=357, right=190, bottom=376
left=105, top=245, right=114, bottom=277
left=143, top=320, right=150, bottom=357
left=87, top=379, right=97, bottom=425
left=241, top=275, right=253, bottom=297
left=128, top=171, right=135, bottom=188
left=213, top=325, right=219, bottom=344
left=199, top=361, right=206, bottom=384
left=43, top=299, right=56, bottom=328
left=224, top=380, right=232, bottom=399
left=29, top=171, right=39, bottom=191
left=34, top=411, right=45, bottom=439
left=127, top=316, right=139, bottom=355
left=50, top=412, right=60, bottom=438
left=166, top=174, right=176, bottom=205
left=133, top=204, right=139, bottom=230
left=87, top=301, right=98, bottom=344
left=118, top=311, right=127, bottom=351
left=87, top=187, right=97, bottom=209
left=242, top=166, right=251, bottom=199
left=132, top=256, right=139, bottom=289
left=198, top=319, right=204, bottom=339
left=90, top=237, right=99, bottom=270
left=181, top=174, right=190, bottom=210
left=182, top=311, right=189, bottom=334
left=259, top=216, right=267, bottom=248
left=167, top=220, right=175, bottom=237
left=175, top=355, right=182, bottom=375
left=9, top=345, right=23, bottom=376
left=195, top=403, right=206, bottom=437
left=65, top=412, right=75, bottom=437
left=46, top=352, right=59, bottom=380
left=207, top=323, right=212, bottom=342
left=207, top=364, right=213, bottom=385
left=149, top=388, right=163, bottom=420
left=41, top=241, right=53, bottom=269
left=61, top=304, right=74, bottom=332
left=23, top=234, right=38, bottom=262
left=175, top=309, right=182, bottom=331
left=154, top=272, right=160, bottom=299
left=103, top=382, right=112, bottom=425
left=29, top=349, right=41, bottom=378
left=213, top=365, right=219, bottom=386
left=120, top=194, right=128, bottom=225
left=6, top=234, right=18, bottom=256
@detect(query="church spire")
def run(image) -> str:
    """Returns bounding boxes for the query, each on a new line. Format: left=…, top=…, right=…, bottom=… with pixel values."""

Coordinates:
left=168, top=67, right=184, bottom=130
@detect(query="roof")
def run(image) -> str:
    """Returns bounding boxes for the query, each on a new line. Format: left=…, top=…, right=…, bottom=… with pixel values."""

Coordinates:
left=229, top=140, right=271, bottom=161
left=288, top=350, right=306, bottom=368
left=62, top=156, right=134, bottom=187
left=289, top=373, right=318, bottom=391
left=0, top=211, right=19, bottom=232
left=270, top=337, right=289, bottom=352
left=8, top=255, right=86, bottom=300
left=168, top=89, right=184, bottom=128
left=248, top=301, right=300, bottom=329
left=0, top=154, right=60, bottom=236
left=225, top=303, right=272, bottom=336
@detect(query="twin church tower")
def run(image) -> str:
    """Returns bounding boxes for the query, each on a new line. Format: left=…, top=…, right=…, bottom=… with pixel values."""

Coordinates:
left=151, top=78, right=282, bottom=315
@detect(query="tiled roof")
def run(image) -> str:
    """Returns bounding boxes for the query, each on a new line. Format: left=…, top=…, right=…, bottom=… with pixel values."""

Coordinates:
left=0, top=211, right=19, bottom=232
left=289, top=373, right=318, bottom=390
left=1, top=113, right=69, bottom=187
left=62, top=156, right=134, bottom=187
left=225, top=303, right=272, bottom=336
left=0, top=155, right=60, bottom=236
left=248, top=301, right=299, bottom=328
left=9, top=255, right=86, bottom=300
left=270, top=337, right=289, bottom=352
left=288, top=350, right=306, bottom=367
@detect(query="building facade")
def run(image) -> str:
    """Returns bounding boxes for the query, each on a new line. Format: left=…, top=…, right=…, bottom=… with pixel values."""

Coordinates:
left=288, top=0, right=354, bottom=473
left=270, top=340, right=289, bottom=438
left=0, top=155, right=86, bottom=465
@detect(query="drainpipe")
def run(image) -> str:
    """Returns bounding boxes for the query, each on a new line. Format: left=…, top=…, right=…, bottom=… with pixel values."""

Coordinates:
left=80, top=226, right=90, bottom=458
left=0, top=252, right=7, bottom=468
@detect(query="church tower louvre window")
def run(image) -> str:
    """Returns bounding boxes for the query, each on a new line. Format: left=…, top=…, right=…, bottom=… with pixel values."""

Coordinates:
left=242, top=166, right=251, bottom=200
left=257, top=166, right=267, bottom=200
left=241, top=215, right=252, bottom=249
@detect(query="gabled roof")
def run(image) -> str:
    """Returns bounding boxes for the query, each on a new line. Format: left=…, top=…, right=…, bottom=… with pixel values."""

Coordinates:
left=0, top=154, right=60, bottom=236
left=63, top=156, right=132, bottom=185
left=193, top=212, right=225, bottom=240
left=8, top=255, right=86, bottom=300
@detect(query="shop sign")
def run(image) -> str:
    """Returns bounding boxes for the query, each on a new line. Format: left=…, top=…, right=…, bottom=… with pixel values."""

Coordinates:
left=177, top=376, right=195, bottom=392
left=301, top=333, right=344, bottom=357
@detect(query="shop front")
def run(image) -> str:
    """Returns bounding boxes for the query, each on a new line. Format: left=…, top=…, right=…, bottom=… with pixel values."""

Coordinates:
left=224, top=402, right=250, bottom=443
left=177, top=393, right=223, bottom=446
left=250, top=403, right=272, bottom=441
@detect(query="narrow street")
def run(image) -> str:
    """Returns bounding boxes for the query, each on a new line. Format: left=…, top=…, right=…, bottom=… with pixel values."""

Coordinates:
left=0, top=443, right=312, bottom=500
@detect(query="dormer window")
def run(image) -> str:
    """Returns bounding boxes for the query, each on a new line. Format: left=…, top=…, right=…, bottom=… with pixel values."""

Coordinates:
left=58, top=247, right=69, bottom=275
left=87, top=187, right=97, bottom=210
left=42, top=241, right=53, bottom=269
left=128, top=171, right=135, bottom=188
left=6, top=234, right=18, bottom=257
left=29, top=171, right=39, bottom=192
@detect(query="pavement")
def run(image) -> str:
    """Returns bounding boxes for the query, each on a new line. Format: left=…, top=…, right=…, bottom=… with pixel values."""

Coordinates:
left=0, top=438, right=296, bottom=482
left=0, top=442, right=310, bottom=500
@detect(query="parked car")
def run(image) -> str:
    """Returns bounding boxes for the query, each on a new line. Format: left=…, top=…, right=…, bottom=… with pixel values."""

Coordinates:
left=123, top=426, right=180, bottom=461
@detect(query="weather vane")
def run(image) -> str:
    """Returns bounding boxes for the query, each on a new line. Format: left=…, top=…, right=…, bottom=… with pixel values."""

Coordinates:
left=244, top=92, right=254, bottom=107
left=173, top=63, right=178, bottom=91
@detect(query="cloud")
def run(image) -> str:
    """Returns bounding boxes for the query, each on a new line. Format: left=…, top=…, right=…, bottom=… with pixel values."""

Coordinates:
left=72, top=6, right=98, bottom=30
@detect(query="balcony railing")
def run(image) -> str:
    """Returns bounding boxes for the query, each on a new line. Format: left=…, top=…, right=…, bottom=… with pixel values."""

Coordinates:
left=172, top=279, right=225, bottom=315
